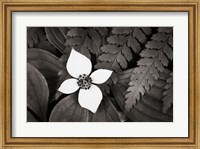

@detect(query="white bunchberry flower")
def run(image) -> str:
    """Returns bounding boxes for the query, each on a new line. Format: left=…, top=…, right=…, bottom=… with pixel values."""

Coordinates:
left=58, top=48, right=113, bottom=113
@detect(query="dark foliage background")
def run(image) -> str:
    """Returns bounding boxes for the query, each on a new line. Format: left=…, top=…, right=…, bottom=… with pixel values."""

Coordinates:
left=27, top=27, right=173, bottom=122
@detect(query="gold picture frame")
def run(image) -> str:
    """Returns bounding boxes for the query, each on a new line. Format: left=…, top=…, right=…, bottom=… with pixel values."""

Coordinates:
left=0, top=0, right=199, bottom=148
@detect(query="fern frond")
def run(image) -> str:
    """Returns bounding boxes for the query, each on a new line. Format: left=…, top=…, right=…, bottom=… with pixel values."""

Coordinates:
left=125, top=27, right=173, bottom=111
left=65, top=27, right=102, bottom=59
left=95, top=27, right=152, bottom=71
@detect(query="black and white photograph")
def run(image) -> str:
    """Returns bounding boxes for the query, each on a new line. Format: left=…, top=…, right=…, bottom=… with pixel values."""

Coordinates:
left=27, top=27, right=173, bottom=122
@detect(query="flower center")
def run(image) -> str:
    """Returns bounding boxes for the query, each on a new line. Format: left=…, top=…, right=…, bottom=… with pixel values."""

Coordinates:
left=77, top=74, right=92, bottom=90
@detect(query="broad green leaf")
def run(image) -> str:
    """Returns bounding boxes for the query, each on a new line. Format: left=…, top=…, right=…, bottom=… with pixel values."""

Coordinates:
left=45, top=27, right=66, bottom=53
left=27, top=27, right=59, bottom=56
left=27, top=63, right=49, bottom=121
left=27, top=28, right=39, bottom=48
left=58, top=27, right=69, bottom=38
left=50, top=94, right=120, bottom=122
left=27, top=110, right=38, bottom=122
left=27, top=48, right=63, bottom=102
left=89, top=96, right=120, bottom=122
left=49, top=93, right=89, bottom=122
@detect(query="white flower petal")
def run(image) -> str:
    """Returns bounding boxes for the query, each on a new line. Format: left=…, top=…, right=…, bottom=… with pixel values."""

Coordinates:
left=58, top=79, right=79, bottom=94
left=78, top=85, right=103, bottom=113
left=66, top=48, right=92, bottom=78
left=90, top=69, right=113, bottom=84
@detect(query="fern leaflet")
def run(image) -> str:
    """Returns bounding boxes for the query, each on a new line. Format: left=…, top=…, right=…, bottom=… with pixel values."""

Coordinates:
left=163, top=73, right=173, bottom=113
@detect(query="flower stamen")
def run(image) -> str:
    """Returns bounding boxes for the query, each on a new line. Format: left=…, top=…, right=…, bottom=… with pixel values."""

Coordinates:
left=77, top=74, right=92, bottom=90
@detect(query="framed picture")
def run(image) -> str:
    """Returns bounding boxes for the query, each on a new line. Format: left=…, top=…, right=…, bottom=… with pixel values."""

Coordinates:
left=0, top=0, right=199, bottom=148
